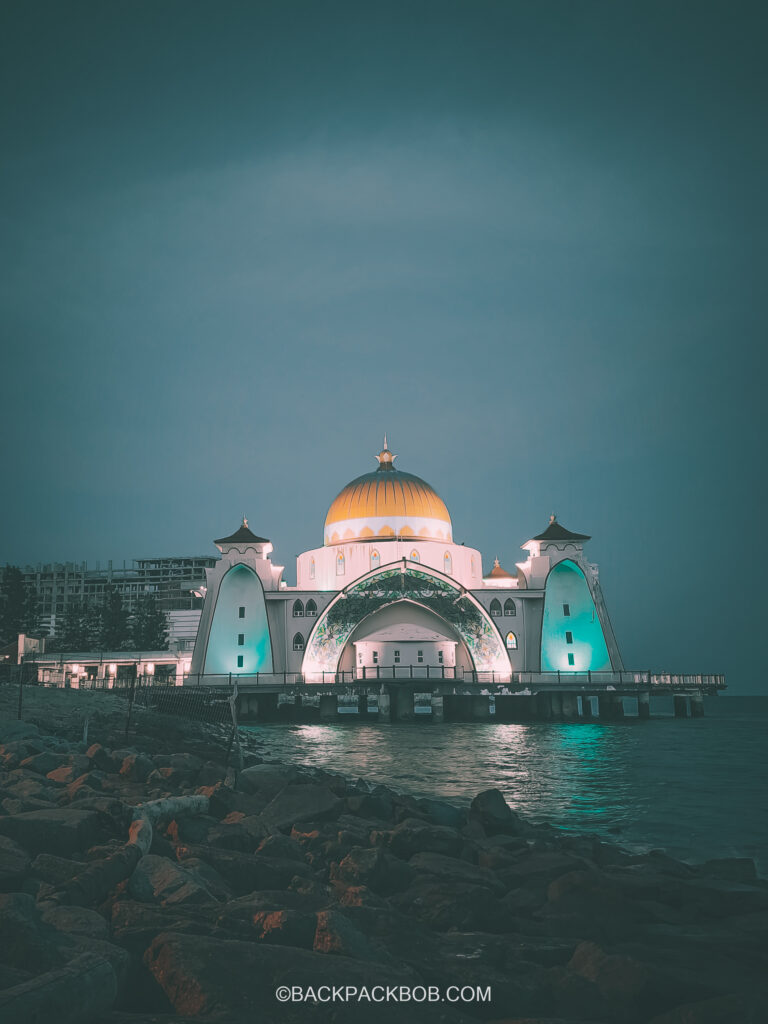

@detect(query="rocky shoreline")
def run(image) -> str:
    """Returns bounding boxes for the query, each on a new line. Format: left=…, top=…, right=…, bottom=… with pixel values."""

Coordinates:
left=0, top=687, right=766, bottom=1024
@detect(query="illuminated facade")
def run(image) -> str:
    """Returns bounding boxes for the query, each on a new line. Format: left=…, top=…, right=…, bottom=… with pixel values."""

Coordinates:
left=189, top=443, right=623, bottom=681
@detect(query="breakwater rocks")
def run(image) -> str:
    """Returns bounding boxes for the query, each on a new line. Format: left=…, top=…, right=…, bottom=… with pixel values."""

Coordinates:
left=0, top=693, right=766, bottom=1023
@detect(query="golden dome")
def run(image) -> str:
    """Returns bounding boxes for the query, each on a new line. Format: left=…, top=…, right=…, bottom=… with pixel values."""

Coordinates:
left=324, top=443, right=453, bottom=546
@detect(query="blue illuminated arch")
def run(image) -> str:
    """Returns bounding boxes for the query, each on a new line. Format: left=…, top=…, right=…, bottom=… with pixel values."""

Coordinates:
left=541, top=559, right=611, bottom=672
left=203, top=564, right=273, bottom=674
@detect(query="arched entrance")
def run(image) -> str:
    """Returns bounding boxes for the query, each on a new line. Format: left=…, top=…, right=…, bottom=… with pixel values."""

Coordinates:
left=302, top=563, right=509, bottom=681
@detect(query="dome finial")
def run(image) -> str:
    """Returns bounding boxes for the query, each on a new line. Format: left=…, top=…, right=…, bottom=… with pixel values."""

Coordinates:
left=383, top=432, right=388, bottom=451
left=374, top=438, right=397, bottom=471
left=549, top=512, right=557, bottom=524
left=493, top=556, right=500, bottom=568
left=242, top=514, right=249, bottom=528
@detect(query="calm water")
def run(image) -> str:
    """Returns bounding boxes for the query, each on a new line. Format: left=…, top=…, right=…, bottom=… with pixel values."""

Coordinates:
left=244, top=696, right=768, bottom=873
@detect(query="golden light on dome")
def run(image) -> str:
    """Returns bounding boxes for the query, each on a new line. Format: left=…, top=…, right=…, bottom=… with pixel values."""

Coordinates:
left=324, top=442, right=452, bottom=546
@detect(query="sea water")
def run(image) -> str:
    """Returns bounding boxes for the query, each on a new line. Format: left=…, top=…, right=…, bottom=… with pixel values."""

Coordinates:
left=244, top=696, right=768, bottom=872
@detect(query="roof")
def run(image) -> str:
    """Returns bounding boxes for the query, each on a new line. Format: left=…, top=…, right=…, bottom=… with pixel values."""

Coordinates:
left=483, top=557, right=515, bottom=579
left=532, top=515, right=590, bottom=542
left=214, top=518, right=269, bottom=546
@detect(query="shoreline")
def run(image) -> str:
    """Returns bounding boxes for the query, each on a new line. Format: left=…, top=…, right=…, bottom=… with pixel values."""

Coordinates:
left=1, top=686, right=766, bottom=1023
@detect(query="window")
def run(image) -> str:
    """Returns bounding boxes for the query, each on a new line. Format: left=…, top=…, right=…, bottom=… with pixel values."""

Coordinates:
left=504, top=599, right=516, bottom=616
left=237, top=634, right=244, bottom=646
left=309, top=558, right=316, bottom=580
left=237, top=655, right=243, bottom=668
left=443, top=552, right=452, bottom=575
left=292, top=599, right=304, bottom=617
left=567, top=653, right=575, bottom=666
left=417, top=650, right=424, bottom=663
left=293, top=633, right=304, bottom=651
left=438, top=650, right=444, bottom=664
left=506, top=631, right=518, bottom=650
left=336, top=551, right=345, bottom=576
left=410, top=549, right=420, bottom=563
left=490, top=598, right=502, bottom=617
left=563, top=603, right=571, bottom=617
left=305, top=599, right=317, bottom=617
left=370, top=549, right=380, bottom=571
left=394, top=650, right=400, bottom=663
left=238, top=606, right=245, bottom=618
left=565, top=631, right=573, bottom=644
left=372, top=651, right=378, bottom=664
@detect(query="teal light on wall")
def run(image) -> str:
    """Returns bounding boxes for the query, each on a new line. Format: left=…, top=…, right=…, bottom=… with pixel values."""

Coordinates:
left=541, top=560, right=611, bottom=672
left=204, top=564, right=273, bottom=675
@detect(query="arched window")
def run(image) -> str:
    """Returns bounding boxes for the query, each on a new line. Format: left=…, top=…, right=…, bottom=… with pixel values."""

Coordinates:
left=506, top=631, right=518, bottom=650
left=309, top=558, right=316, bottom=580
left=293, top=632, right=304, bottom=651
left=490, top=598, right=502, bottom=617
left=292, top=599, right=304, bottom=617
left=443, top=552, right=452, bottom=575
left=410, top=549, right=420, bottom=563
left=336, top=551, right=345, bottom=576
left=504, top=599, right=516, bottom=617
left=305, top=599, right=317, bottom=617
left=370, top=549, right=380, bottom=571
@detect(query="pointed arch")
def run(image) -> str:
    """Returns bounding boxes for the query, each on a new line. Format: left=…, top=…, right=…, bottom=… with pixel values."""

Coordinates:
left=370, top=549, right=380, bottom=571
left=309, top=558, right=316, bottom=580
left=443, top=551, right=452, bottom=575
left=203, top=563, right=273, bottom=675
left=305, top=598, right=317, bottom=617
left=541, top=559, right=611, bottom=672
left=410, top=549, right=420, bottom=563
left=293, top=632, right=305, bottom=651
left=504, top=598, right=516, bottom=616
left=292, top=599, right=304, bottom=617
left=490, top=598, right=502, bottom=617
left=506, top=630, right=518, bottom=650
left=336, top=551, right=345, bottom=576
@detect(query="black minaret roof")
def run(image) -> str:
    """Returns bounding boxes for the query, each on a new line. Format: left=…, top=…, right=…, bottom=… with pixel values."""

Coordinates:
left=532, top=515, right=591, bottom=542
left=214, top=517, right=269, bottom=546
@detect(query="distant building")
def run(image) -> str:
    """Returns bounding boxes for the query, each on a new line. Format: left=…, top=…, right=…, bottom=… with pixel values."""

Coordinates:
left=21, top=556, right=217, bottom=640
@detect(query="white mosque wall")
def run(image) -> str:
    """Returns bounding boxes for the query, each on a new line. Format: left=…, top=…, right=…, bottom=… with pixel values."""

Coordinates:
left=296, top=539, right=484, bottom=591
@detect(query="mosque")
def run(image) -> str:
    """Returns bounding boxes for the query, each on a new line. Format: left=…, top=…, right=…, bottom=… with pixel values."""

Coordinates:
left=189, top=441, right=624, bottom=683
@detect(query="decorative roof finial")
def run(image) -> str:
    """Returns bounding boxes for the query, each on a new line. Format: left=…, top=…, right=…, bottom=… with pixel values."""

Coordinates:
left=493, top=557, right=500, bottom=568
left=375, top=438, right=397, bottom=470
left=549, top=512, right=557, bottom=524
left=383, top=432, right=388, bottom=451
left=242, top=514, right=249, bottom=528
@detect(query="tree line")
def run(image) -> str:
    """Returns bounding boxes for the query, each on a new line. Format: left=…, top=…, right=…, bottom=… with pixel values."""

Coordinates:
left=0, top=566, right=169, bottom=652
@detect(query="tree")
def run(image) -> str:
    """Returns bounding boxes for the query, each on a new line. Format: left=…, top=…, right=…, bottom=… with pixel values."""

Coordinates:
left=102, top=585, right=130, bottom=650
left=0, top=566, right=41, bottom=645
left=57, top=600, right=89, bottom=651
left=131, top=593, right=169, bottom=651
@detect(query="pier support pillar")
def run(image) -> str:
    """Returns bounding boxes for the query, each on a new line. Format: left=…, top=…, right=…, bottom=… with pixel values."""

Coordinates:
left=673, top=695, right=689, bottom=718
left=357, top=695, right=371, bottom=718
left=534, top=692, right=553, bottom=720
left=598, top=693, right=624, bottom=720
left=690, top=691, right=704, bottom=717
left=319, top=695, right=338, bottom=721
left=377, top=693, right=391, bottom=723
left=637, top=692, right=651, bottom=720
left=444, top=694, right=473, bottom=721
left=431, top=695, right=444, bottom=722
left=252, top=692, right=279, bottom=721
left=549, top=692, right=564, bottom=718
left=471, top=695, right=491, bottom=721
left=580, top=695, right=594, bottom=719
left=560, top=692, right=579, bottom=720
left=391, top=687, right=415, bottom=722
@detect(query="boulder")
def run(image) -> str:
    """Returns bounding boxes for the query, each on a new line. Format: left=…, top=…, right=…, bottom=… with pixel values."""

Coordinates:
left=0, top=834, right=31, bottom=890
left=128, top=853, right=217, bottom=907
left=256, top=833, right=307, bottom=862
left=380, top=817, right=463, bottom=860
left=647, top=992, right=760, bottom=1024
left=237, top=763, right=302, bottom=800
left=394, top=880, right=510, bottom=933
left=41, top=904, right=110, bottom=940
left=700, top=858, right=758, bottom=884
left=46, top=758, right=91, bottom=784
left=0, top=892, right=64, bottom=971
left=175, top=843, right=312, bottom=895
left=469, top=788, right=523, bottom=835
left=331, top=846, right=414, bottom=895
left=119, top=753, right=155, bottom=783
left=30, top=852, right=87, bottom=886
left=409, top=851, right=505, bottom=893
left=248, top=909, right=317, bottom=947
left=19, top=751, right=70, bottom=776
left=85, top=743, right=120, bottom=773
left=314, top=908, right=392, bottom=962
left=0, top=808, right=106, bottom=857
left=260, top=783, right=343, bottom=831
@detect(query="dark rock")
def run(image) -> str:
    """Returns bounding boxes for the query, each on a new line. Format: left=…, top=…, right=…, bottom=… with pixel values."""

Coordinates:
left=0, top=808, right=107, bottom=857
left=331, top=846, right=414, bottom=895
left=256, top=833, right=306, bottom=862
left=144, top=931, right=418, bottom=1018
left=164, top=815, right=217, bottom=844
left=41, top=904, right=110, bottom=940
left=175, top=843, right=312, bottom=895
left=30, top=852, right=86, bottom=886
left=409, top=851, right=505, bottom=892
left=647, top=992, right=760, bottom=1024
left=119, top=753, right=156, bottom=783
left=205, top=820, right=264, bottom=852
left=19, top=751, right=70, bottom=776
left=380, top=817, right=463, bottom=860
left=246, top=909, right=317, bottom=947
left=416, top=797, right=467, bottom=830
left=700, top=857, right=758, bottom=884
left=470, top=788, right=523, bottom=835
left=129, top=854, right=217, bottom=907
left=0, top=963, right=33, bottom=988
left=46, top=758, right=91, bottom=784
left=314, top=908, right=392, bottom=962
left=86, top=743, right=119, bottom=773
left=498, top=851, right=588, bottom=889
left=0, top=892, right=64, bottom=970
left=237, top=763, right=302, bottom=800
left=393, top=880, right=510, bottom=933
left=260, top=783, right=343, bottom=831
left=0, top=834, right=31, bottom=890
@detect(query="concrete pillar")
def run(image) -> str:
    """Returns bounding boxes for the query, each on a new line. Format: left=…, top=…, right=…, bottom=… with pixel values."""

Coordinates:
left=377, top=692, right=391, bottom=723
left=391, top=687, right=415, bottom=722
left=637, top=691, right=651, bottom=720
left=690, top=691, right=705, bottom=718
left=319, top=695, right=338, bottom=721
left=580, top=695, right=594, bottom=719
left=598, top=693, right=624, bottom=720
left=254, top=693, right=279, bottom=721
left=673, top=695, right=689, bottom=718
left=444, top=694, right=472, bottom=721
left=431, top=694, right=444, bottom=722
left=471, top=694, right=491, bottom=721
left=549, top=692, right=564, bottom=718
left=534, top=692, right=553, bottom=720
left=357, top=694, right=370, bottom=717
left=560, top=692, right=579, bottom=719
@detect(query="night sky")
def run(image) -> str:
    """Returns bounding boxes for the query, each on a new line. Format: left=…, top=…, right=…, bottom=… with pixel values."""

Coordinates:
left=1, top=2, right=765, bottom=692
